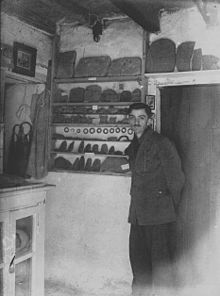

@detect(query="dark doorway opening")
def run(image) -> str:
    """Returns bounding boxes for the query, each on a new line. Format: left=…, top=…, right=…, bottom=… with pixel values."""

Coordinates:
left=160, top=84, right=220, bottom=285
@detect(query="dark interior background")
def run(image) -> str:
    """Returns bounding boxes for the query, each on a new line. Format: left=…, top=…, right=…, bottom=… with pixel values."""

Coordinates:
left=160, top=84, right=220, bottom=283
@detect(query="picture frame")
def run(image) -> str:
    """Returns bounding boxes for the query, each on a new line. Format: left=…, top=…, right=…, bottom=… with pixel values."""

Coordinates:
left=145, top=95, right=155, bottom=110
left=12, top=42, right=37, bottom=77
left=148, top=117, right=155, bottom=130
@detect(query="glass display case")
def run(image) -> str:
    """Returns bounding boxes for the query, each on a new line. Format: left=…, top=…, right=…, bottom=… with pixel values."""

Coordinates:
left=0, top=175, right=53, bottom=296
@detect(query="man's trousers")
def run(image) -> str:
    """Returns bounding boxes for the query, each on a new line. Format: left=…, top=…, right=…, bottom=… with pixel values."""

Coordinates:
left=129, top=222, right=178, bottom=296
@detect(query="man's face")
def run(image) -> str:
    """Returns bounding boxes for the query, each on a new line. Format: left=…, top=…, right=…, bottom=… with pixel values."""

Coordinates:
left=129, top=108, right=150, bottom=138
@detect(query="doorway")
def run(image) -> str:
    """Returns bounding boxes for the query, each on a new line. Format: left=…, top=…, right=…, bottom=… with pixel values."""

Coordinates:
left=160, top=84, right=220, bottom=286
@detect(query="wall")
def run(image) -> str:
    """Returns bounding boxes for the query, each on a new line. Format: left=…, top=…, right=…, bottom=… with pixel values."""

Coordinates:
left=3, top=83, right=45, bottom=166
left=1, top=12, right=52, bottom=80
left=59, top=18, right=143, bottom=64
left=44, top=173, right=132, bottom=296
left=151, top=3, right=220, bottom=61
left=1, top=13, right=52, bottom=169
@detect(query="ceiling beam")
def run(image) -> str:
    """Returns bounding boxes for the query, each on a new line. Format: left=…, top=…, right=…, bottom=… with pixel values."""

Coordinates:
left=110, top=0, right=161, bottom=32
left=2, top=0, right=57, bottom=34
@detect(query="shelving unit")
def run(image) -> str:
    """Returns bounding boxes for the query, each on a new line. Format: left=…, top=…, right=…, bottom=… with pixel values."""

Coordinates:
left=48, top=30, right=148, bottom=175
left=50, top=72, right=144, bottom=174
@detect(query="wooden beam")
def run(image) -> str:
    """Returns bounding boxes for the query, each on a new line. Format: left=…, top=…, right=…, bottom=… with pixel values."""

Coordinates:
left=110, top=0, right=161, bottom=32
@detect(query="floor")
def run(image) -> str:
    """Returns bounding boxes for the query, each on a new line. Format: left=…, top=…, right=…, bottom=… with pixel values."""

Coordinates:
left=45, top=280, right=131, bottom=296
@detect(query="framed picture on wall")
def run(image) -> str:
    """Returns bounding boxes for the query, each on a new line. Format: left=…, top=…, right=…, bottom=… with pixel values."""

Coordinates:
left=148, top=117, right=155, bottom=130
left=145, top=95, right=155, bottom=110
left=12, top=42, right=37, bottom=77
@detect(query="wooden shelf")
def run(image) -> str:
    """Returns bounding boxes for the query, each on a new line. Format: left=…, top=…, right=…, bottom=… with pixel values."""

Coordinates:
left=145, top=70, right=220, bottom=87
left=51, top=151, right=128, bottom=158
left=51, top=123, right=130, bottom=127
left=54, top=75, right=142, bottom=84
left=52, top=139, right=130, bottom=143
left=4, top=70, right=46, bottom=84
left=52, top=113, right=128, bottom=116
left=52, top=102, right=133, bottom=106
left=50, top=169, right=131, bottom=177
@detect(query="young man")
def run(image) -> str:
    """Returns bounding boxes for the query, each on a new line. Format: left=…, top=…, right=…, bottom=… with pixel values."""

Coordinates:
left=125, top=103, right=185, bottom=296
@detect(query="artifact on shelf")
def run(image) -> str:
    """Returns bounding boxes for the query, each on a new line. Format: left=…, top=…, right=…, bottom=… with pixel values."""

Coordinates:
left=100, top=89, right=119, bottom=102
left=202, top=55, right=220, bottom=70
left=54, top=88, right=68, bottom=102
left=79, top=156, right=85, bottom=170
left=67, top=141, right=75, bottom=152
left=107, top=57, right=142, bottom=76
left=120, top=90, right=132, bottom=102
left=100, top=157, right=130, bottom=173
left=100, top=143, right=108, bottom=154
left=176, top=41, right=195, bottom=72
left=72, top=157, right=80, bottom=170
left=54, top=156, right=72, bottom=170
left=75, top=55, right=111, bottom=77
left=84, top=85, right=102, bottom=102
left=91, top=158, right=101, bottom=171
left=131, top=88, right=142, bottom=102
left=145, top=38, right=176, bottom=73
left=69, top=87, right=85, bottom=102
left=85, top=158, right=93, bottom=171
left=192, top=48, right=202, bottom=71
left=55, top=50, right=77, bottom=78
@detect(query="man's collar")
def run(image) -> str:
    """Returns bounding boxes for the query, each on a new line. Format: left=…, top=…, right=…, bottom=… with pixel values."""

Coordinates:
left=135, top=127, right=153, bottom=144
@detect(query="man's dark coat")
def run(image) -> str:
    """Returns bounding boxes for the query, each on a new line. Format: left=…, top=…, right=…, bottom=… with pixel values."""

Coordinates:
left=126, top=127, right=185, bottom=225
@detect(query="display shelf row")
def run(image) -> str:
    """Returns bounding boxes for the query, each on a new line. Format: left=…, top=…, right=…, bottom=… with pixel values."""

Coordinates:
left=52, top=101, right=134, bottom=106
left=52, top=139, right=129, bottom=155
left=51, top=151, right=128, bottom=158
left=51, top=125, right=133, bottom=137
left=54, top=75, right=142, bottom=84
left=52, top=123, right=131, bottom=129
left=51, top=154, right=130, bottom=174
left=52, top=114, right=129, bottom=125
left=50, top=169, right=131, bottom=177
left=52, top=137, right=130, bottom=143
left=52, top=104, right=129, bottom=115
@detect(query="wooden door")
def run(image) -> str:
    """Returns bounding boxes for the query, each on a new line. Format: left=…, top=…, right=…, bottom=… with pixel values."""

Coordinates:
left=160, top=84, right=220, bottom=284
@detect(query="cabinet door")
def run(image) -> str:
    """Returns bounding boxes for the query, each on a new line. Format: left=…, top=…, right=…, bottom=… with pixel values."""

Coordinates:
left=0, top=212, right=10, bottom=296
left=8, top=203, right=45, bottom=296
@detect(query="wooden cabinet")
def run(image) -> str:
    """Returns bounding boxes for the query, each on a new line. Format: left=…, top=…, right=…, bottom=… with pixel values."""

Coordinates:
left=0, top=175, right=53, bottom=296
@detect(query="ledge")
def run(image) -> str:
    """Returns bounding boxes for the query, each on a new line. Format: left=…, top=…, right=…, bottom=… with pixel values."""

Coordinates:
left=145, top=70, right=220, bottom=87
left=54, top=75, right=142, bottom=84
left=49, top=169, right=131, bottom=177
left=4, top=69, right=46, bottom=84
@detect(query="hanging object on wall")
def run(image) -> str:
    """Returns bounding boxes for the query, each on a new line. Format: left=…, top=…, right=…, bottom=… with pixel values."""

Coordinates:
left=7, top=122, right=33, bottom=177
left=12, top=42, right=37, bottom=77
left=89, top=13, right=103, bottom=42
left=92, top=19, right=103, bottom=42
